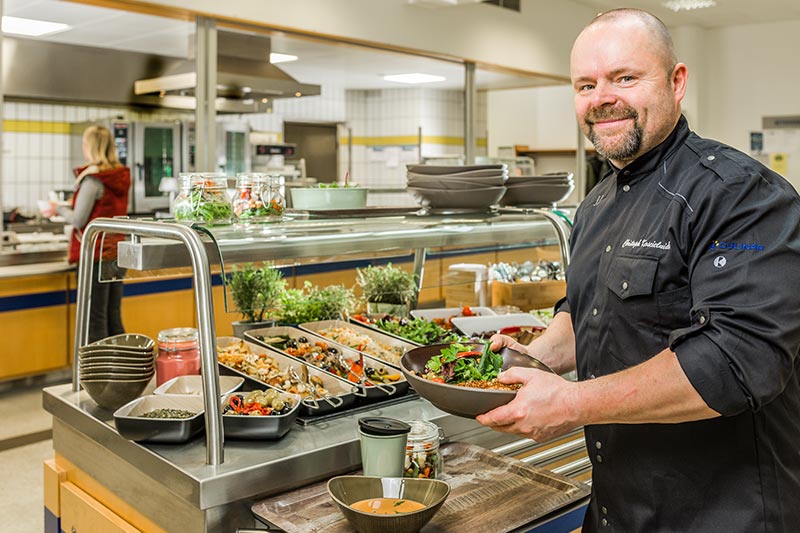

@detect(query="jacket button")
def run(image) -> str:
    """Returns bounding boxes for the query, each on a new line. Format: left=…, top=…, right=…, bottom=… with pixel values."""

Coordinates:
left=589, top=374, right=596, bottom=379
left=621, top=281, right=628, bottom=290
left=699, top=315, right=706, bottom=324
left=707, top=155, right=715, bottom=161
left=622, top=184, right=630, bottom=192
left=605, top=245, right=612, bottom=252
left=602, top=506, right=608, bottom=515
left=596, top=454, right=603, bottom=463
left=592, top=308, right=598, bottom=316
left=602, top=518, right=609, bottom=526
left=595, top=441, right=602, bottom=449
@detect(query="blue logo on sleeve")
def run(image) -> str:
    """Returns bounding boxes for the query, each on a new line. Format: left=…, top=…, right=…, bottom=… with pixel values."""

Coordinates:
left=709, top=240, right=764, bottom=251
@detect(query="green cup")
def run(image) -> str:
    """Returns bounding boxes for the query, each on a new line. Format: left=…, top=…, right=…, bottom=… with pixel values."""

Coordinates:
left=358, top=417, right=411, bottom=477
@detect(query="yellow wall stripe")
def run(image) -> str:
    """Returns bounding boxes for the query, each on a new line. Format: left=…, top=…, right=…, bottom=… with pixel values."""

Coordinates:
left=4, top=120, right=72, bottom=134
left=341, top=135, right=487, bottom=147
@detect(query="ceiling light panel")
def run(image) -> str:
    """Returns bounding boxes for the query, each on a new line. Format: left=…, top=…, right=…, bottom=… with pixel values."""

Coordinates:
left=2, top=15, right=70, bottom=37
left=382, top=73, right=446, bottom=84
left=661, top=0, right=717, bottom=12
left=270, top=52, right=298, bottom=64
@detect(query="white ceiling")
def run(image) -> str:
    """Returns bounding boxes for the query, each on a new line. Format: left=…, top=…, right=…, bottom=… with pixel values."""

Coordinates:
left=569, top=0, right=800, bottom=28
left=5, top=0, right=800, bottom=92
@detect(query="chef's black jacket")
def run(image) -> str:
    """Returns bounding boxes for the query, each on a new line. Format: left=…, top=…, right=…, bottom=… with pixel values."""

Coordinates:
left=561, top=116, right=800, bottom=532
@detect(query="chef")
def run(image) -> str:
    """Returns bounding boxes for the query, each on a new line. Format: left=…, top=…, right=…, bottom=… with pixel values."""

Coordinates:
left=478, top=8, right=800, bottom=532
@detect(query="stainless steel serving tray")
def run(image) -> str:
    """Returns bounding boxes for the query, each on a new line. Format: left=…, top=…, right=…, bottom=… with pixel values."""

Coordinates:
left=299, top=319, right=417, bottom=369
left=216, top=336, right=358, bottom=417
left=244, top=326, right=410, bottom=402
left=113, top=394, right=205, bottom=443
left=220, top=390, right=302, bottom=440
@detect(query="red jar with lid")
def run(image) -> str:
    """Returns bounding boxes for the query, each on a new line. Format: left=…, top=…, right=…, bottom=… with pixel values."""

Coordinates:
left=156, top=327, right=201, bottom=386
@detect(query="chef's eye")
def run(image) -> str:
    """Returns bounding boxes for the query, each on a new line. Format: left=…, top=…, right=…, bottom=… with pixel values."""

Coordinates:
left=578, top=83, right=595, bottom=92
left=619, top=76, right=635, bottom=83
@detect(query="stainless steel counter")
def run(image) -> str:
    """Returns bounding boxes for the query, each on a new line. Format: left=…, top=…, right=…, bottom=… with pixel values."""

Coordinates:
left=44, top=384, right=522, bottom=531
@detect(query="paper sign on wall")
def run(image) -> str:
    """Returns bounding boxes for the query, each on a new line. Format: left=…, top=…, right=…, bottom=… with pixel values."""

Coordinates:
left=770, top=153, right=789, bottom=176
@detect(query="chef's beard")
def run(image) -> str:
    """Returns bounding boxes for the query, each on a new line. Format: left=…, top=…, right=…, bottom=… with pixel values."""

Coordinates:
left=585, top=106, right=643, bottom=161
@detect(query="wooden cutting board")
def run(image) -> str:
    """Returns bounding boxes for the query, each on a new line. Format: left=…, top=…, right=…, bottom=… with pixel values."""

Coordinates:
left=251, top=441, right=591, bottom=532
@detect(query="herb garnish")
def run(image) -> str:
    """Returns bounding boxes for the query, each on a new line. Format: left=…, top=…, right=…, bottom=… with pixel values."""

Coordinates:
left=424, top=342, right=503, bottom=383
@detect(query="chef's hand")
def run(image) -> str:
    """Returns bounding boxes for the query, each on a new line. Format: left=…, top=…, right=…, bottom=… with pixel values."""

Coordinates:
left=38, top=200, right=58, bottom=218
left=489, top=333, right=532, bottom=356
left=476, top=367, right=578, bottom=442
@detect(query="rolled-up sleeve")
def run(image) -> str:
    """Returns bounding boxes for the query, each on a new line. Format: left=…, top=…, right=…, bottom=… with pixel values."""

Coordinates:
left=672, top=173, right=800, bottom=416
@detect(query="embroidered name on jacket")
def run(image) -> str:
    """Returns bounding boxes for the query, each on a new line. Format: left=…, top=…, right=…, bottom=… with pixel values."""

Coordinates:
left=622, top=239, right=672, bottom=250
left=709, top=240, right=764, bottom=251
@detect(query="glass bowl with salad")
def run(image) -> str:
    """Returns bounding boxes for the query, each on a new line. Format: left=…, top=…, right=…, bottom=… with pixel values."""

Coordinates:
left=399, top=341, right=553, bottom=418
left=173, top=173, right=233, bottom=225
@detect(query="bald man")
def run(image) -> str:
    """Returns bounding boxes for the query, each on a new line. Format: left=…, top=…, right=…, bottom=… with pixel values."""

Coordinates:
left=478, top=8, right=800, bottom=531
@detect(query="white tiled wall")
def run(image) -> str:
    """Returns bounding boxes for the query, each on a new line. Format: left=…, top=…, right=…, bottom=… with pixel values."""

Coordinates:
left=2, top=85, right=484, bottom=213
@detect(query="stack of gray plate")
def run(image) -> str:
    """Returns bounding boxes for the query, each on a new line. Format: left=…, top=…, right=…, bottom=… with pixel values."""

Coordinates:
left=499, top=172, right=575, bottom=207
left=406, top=164, right=508, bottom=210
left=78, top=333, right=156, bottom=409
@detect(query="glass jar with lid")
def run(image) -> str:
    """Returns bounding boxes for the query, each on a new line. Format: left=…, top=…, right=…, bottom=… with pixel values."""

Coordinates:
left=403, top=420, right=444, bottom=479
left=173, top=172, right=233, bottom=225
left=155, top=327, right=200, bottom=386
left=232, top=173, right=285, bottom=223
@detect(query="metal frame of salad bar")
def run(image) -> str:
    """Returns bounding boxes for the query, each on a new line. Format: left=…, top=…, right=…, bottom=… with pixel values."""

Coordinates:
left=43, top=210, right=582, bottom=532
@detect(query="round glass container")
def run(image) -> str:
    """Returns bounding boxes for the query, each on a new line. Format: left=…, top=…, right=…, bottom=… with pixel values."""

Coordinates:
left=173, top=173, right=233, bottom=225
left=156, top=327, right=200, bottom=386
left=403, top=420, right=444, bottom=479
left=232, top=173, right=285, bottom=223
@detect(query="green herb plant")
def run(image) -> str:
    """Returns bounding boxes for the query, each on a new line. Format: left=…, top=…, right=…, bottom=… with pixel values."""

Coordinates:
left=275, top=281, right=355, bottom=324
left=226, top=262, right=285, bottom=323
left=356, top=263, right=417, bottom=305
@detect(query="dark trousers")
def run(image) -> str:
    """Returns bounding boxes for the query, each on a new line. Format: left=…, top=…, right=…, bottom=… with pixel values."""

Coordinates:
left=88, top=260, right=126, bottom=343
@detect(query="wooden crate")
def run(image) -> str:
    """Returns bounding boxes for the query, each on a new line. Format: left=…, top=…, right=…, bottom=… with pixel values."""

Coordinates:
left=490, top=279, right=566, bottom=311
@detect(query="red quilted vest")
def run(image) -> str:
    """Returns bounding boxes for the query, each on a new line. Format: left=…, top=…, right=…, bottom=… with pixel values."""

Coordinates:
left=67, top=165, right=131, bottom=264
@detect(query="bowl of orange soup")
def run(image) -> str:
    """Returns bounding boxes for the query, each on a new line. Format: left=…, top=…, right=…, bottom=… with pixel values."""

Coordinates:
left=327, top=475, right=450, bottom=532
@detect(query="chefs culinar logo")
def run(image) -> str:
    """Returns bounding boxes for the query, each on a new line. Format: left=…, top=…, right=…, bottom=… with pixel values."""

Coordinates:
left=709, top=240, right=765, bottom=251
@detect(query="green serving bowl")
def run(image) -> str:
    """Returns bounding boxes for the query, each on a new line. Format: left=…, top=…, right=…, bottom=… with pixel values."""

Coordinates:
left=290, top=187, right=368, bottom=210
left=327, top=476, right=449, bottom=533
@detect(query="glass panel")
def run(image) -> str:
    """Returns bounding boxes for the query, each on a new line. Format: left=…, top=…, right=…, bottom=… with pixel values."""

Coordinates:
left=226, top=131, right=247, bottom=175
left=143, top=127, right=176, bottom=197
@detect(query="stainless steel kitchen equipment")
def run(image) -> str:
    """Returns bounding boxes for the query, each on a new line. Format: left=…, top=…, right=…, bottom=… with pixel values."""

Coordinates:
left=70, top=120, right=182, bottom=214
left=182, top=121, right=251, bottom=175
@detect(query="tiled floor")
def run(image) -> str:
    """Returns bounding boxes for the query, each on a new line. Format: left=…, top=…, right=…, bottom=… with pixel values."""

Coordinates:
left=0, top=379, right=65, bottom=533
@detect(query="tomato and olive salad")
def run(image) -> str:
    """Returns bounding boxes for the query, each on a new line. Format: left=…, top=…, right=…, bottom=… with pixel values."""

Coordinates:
left=255, top=334, right=402, bottom=385
left=419, top=342, right=520, bottom=391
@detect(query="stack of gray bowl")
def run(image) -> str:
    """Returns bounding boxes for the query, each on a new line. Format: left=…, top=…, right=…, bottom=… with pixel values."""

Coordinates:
left=499, top=172, right=575, bottom=208
left=78, top=333, right=156, bottom=410
left=406, top=164, right=508, bottom=210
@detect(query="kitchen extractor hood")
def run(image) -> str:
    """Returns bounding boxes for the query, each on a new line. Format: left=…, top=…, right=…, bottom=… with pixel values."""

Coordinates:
left=134, top=31, right=320, bottom=110
left=1, top=32, right=319, bottom=113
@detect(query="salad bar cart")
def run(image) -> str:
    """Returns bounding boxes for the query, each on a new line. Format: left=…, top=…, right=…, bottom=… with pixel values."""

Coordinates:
left=43, top=211, right=590, bottom=532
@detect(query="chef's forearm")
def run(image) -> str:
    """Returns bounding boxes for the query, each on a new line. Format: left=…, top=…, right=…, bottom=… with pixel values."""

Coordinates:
left=565, top=349, right=720, bottom=426
left=531, top=311, right=577, bottom=374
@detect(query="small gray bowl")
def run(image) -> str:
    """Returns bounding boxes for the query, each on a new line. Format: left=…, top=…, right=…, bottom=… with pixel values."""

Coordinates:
left=82, top=376, right=152, bottom=410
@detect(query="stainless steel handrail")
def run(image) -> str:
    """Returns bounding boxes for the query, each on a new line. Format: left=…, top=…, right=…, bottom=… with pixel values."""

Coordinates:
left=551, top=456, right=592, bottom=478
left=520, top=437, right=586, bottom=467
left=73, top=218, right=224, bottom=465
left=533, top=208, right=571, bottom=267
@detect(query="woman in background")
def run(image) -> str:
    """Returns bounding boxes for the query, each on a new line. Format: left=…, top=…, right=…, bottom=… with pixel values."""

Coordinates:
left=57, top=125, right=131, bottom=343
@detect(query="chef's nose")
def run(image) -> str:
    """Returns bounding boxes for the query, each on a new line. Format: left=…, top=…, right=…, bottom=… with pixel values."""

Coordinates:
left=590, top=79, right=618, bottom=108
